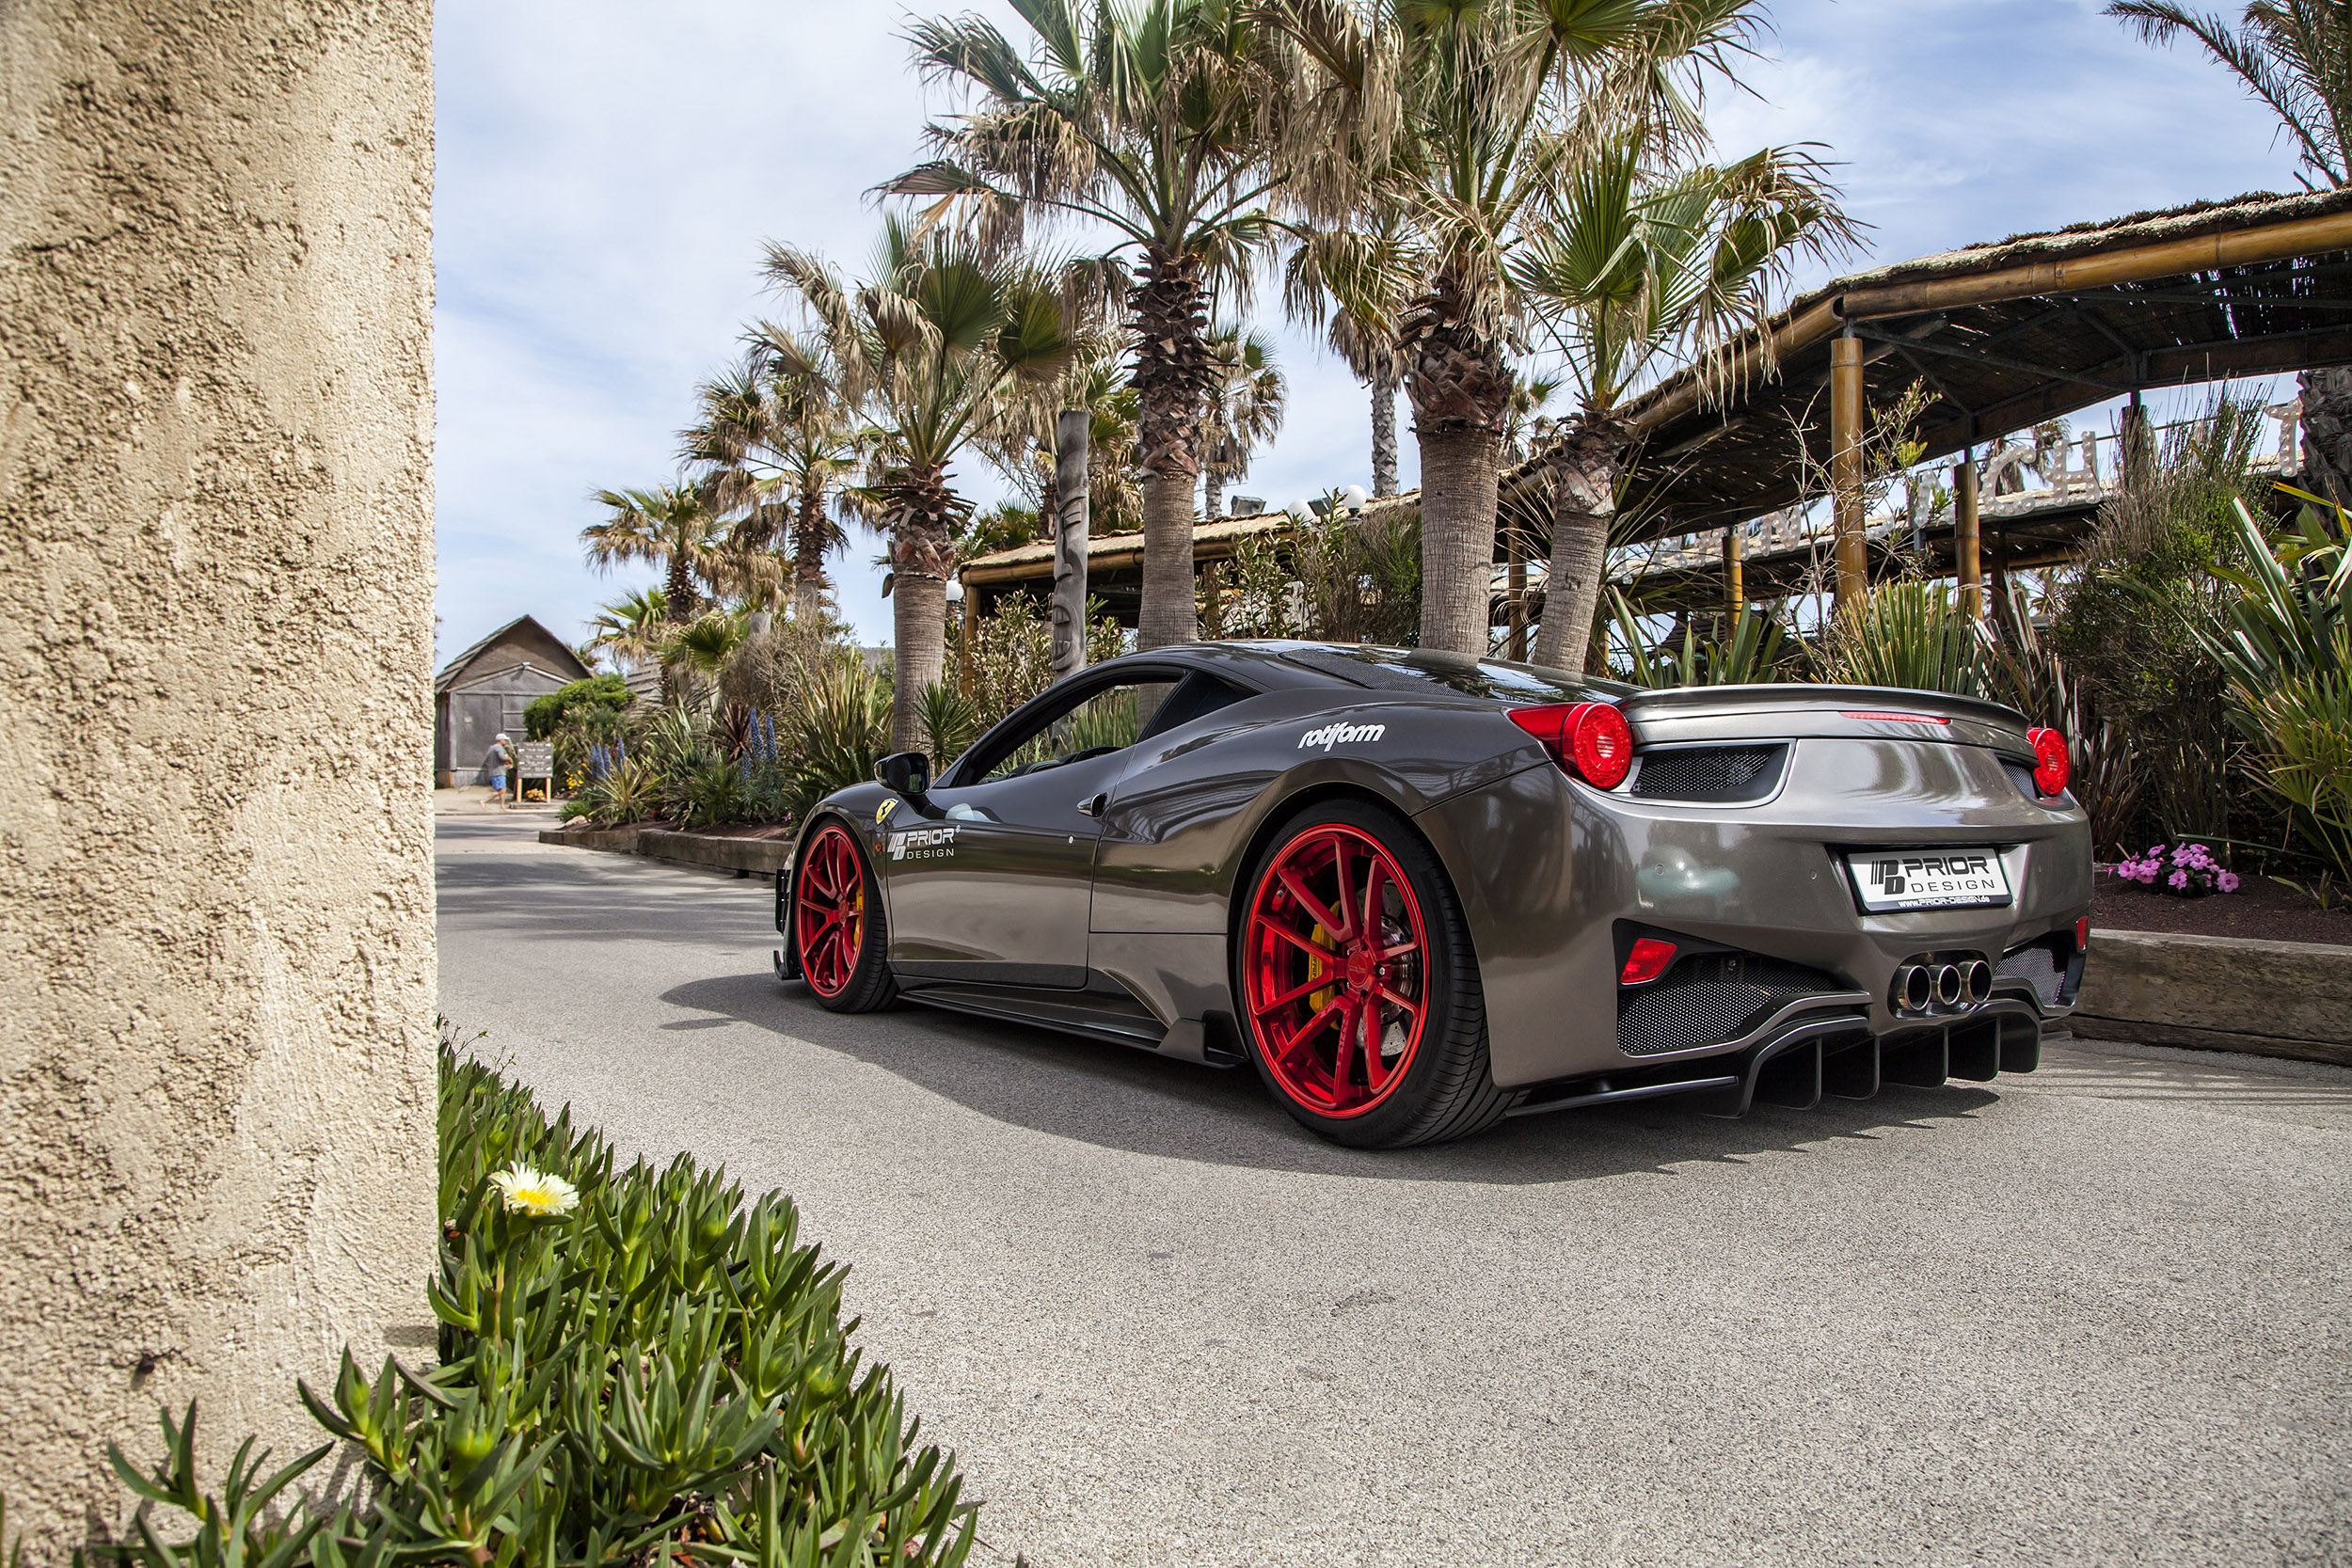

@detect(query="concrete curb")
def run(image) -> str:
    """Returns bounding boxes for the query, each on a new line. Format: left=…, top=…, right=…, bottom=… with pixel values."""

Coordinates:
left=537, top=824, right=790, bottom=877
left=2074, top=928, right=2352, bottom=1068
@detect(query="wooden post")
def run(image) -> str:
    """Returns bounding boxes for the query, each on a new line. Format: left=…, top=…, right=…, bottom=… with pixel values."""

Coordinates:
left=1830, top=330, right=1867, bottom=612
left=1051, top=408, right=1089, bottom=679
left=1506, top=521, right=1528, bottom=660
left=2120, top=390, right=2153, bottom=496
left=1722, top=526, right=1743, bottom=616
left=1989, top=526, right=2010, bottom=612
left=956, top=574, right=977, bottom=696
left=1954, top=447, right=1981, bottom=621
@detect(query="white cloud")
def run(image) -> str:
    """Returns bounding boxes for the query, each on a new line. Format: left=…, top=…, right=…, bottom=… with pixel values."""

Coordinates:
left=435, top=0, right=2314, bottom=661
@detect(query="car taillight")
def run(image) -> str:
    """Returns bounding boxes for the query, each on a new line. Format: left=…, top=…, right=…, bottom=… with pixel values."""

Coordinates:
left=1620, top=937, right=1677, bottom=985
left=2075, top=915, right=2090, bottom=951
left=1509, top=702, right=1634, bottom=789
left=2027, top=726, right=2071, bottom=796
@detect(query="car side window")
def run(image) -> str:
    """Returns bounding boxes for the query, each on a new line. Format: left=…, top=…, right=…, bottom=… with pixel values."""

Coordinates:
left=977, top=681, right=1157, bottom=784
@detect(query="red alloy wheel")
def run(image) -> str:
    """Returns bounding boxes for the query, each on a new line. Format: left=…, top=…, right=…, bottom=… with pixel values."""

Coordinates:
left=1242, top=823, right=1429, bottom=1118
left=795, top=823, right=866, bottom=998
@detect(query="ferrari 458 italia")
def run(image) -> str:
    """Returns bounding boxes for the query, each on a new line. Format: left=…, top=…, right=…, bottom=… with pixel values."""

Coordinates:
left=776, top=642, right=2091, bottom=1148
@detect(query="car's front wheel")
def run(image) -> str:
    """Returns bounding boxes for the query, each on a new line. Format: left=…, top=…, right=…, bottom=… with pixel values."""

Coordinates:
left=792, top=817, right=898, bottom=1012
left=1235, top=800, right=1507, bottom=1148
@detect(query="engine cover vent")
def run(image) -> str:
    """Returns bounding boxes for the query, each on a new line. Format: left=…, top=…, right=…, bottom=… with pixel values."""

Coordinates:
left=1630, top=743, right=1788, bottom=802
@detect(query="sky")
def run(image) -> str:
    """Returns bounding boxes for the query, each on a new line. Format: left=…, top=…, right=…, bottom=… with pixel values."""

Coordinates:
left=432, top=0, right=2310, bottom=665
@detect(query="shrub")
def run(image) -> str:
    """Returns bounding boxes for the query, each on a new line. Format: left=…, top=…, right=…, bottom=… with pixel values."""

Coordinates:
left=524, top=674, right=635, bottom=740
left=946, top=596, right=1123, bottom=736
left=98, top=1036, right=977, bottom=1568
left=680, top=756, right=748, bottom=829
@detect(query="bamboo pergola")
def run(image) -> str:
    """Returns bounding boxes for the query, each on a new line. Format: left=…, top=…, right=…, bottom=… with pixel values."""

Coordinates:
left=961, top=190, right=2352, bottom=627
left=1613, top=187, right=2352, bottom=611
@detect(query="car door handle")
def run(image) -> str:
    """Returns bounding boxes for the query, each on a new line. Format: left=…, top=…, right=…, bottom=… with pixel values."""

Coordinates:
left=1075, top=792, right=1106, bottom=816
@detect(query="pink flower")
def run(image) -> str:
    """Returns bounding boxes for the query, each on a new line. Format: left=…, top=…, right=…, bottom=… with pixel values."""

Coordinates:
left=2169, top=869, right=2190, bottom=890
left=2218, top=871, right=2240, bottom=893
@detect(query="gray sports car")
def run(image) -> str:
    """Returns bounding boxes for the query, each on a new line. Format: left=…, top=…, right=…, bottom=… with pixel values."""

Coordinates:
left=775, top=641, right=2091, bottom=1148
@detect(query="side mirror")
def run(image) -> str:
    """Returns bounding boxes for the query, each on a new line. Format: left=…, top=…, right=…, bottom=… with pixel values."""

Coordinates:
left=878, top=751, right=930, bottom=798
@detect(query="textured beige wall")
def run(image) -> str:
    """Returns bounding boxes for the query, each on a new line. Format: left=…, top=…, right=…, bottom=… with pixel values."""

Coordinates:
left=0, top=3, right=437, bottom=1556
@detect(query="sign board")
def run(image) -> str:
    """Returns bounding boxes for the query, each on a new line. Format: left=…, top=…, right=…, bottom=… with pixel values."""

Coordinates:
left=516, top=741, right=555, bottom=780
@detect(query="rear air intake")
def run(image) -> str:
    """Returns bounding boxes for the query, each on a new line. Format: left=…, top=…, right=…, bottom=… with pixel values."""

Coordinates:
left=1629, top=743, right=1788, bottom=803
left=1617, top=953, right=1846, bottom=1057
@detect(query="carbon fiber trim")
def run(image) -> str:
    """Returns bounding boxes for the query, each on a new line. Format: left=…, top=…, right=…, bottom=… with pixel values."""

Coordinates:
left=1996, top=938, right=2079, bottom=1007
left=1617, top=954, right=1848, bottom=1057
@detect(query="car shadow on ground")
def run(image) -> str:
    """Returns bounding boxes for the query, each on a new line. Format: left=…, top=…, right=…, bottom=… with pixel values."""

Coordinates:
left=656, top=969, right=2006, bottom=1187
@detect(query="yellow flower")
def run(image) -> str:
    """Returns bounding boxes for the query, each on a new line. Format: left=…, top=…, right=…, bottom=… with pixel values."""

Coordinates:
left=491, top=1164, right=579, bottom=1217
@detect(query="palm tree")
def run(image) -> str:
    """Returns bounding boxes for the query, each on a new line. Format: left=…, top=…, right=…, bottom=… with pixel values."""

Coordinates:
left=1514, top=135, right=1854, bottom=669
left=585, top=587, right=668, bottom=673
left=892, top=0, right=1311, bottom=647
left=977, top=345, right=1146, bottom=536
left=1276, top=0, right=1768, bottom=657
left=2109, top=1, right=2352, bottom=499
left=1289, top=202, right=1412, bottom=497
left=1200, top=324, right=1287, bottom=521
left=582, top=484, right=727, bottom=700
left=684, top=339, right=862, bottom=626
left=766, top=217, right=1080, bottom=752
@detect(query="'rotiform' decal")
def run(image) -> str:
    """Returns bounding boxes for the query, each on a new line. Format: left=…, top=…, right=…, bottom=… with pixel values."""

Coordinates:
left=1298, top=720, right=1388, bottom=752
left=887, top=825, right=959, bottom=862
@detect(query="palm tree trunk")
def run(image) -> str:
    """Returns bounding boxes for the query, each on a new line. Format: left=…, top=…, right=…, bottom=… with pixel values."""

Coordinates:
left=1401, top=271, right=1513, bottom=657
left=1415, top=425, right=1499, bottom=657
left=792, top=482, right=827, bottom=624
left=660, top=546, right=696, bottom=706
left=1371, top=368, right=1398, bottom=498
left=885, top=468, right=958, bottom=753
left=1131, top=248, right=1210, bottom=649
left=891, top=569, right=947, bottom=755
left=1202, top=467, right=1225, bottom=525
left=1532, top=417, right=1628, bottom=673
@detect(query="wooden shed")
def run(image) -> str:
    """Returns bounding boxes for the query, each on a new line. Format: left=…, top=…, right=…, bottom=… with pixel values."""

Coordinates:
left=434, top=615, right=593, bottom=787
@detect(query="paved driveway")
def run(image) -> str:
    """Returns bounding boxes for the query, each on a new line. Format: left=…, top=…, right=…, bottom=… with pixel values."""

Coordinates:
left=438, top=816, right=2352, bottom=1567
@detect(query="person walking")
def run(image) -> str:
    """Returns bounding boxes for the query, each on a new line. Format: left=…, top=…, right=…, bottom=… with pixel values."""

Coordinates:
left=485, top=732, right=516, bottom=808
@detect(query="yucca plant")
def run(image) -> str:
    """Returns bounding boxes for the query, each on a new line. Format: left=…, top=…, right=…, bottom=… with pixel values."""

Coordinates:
left=1608, top=590, right=1791, bottom=689
left=680, top=757, right=747, bottom=829
left=787, top=659, right=891, bottom=815
left=914, top=679, right=982, bottom=769
left=2243, top=651, right=2352, bottom=902
left=1819, top=578, right=1982, bottom=695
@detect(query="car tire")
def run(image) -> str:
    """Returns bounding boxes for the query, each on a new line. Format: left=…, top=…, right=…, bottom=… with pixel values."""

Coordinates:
left=791, top=816, right=898, bottom=1013
left=1235, top=799, right=1508, bottom=1148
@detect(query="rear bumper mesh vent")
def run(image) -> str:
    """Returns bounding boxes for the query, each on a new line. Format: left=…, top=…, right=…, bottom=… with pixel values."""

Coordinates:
left=1996, top=938, right=2080, bottom=1007
left=1631, top=744, right=1787, bottom=802
left=1618, top=954, right=1846, bottom=1057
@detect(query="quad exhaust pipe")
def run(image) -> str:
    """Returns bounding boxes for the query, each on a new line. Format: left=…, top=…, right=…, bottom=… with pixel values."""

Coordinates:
left=1894, top=957, right=1995, bottom=1017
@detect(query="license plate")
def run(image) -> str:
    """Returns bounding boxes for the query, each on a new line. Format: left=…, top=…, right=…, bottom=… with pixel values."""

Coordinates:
left=1846, top=847, right=2010, bottom=911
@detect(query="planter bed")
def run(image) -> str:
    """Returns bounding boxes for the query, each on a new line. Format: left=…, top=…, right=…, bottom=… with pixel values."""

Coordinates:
left=538, top=819, right=793, bottom=877
left=2093, top=865, right=2352, bottom=946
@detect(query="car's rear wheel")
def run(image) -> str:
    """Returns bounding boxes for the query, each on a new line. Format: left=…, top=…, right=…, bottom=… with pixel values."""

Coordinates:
left=1236, top=800, right=1507, bottom=1148
left=793, top=818, right=897, bottom=1012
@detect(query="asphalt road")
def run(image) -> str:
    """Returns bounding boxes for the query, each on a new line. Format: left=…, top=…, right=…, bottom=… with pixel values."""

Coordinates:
left=438, top=815, right=2352, bottom=1568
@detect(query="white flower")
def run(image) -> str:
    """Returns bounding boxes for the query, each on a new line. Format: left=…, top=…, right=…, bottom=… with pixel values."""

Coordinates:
left=490, top=1164, right=579, bottom=1217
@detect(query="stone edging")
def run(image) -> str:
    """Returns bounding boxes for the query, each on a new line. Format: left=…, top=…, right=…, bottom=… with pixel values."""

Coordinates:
left=2074, top=928, right=2352, bottom=1068
left=538, top=824, right=792, bottom=876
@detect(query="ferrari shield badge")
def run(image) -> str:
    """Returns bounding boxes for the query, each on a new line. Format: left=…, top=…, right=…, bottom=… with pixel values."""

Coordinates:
left=875, top=798, right=898, bottom=825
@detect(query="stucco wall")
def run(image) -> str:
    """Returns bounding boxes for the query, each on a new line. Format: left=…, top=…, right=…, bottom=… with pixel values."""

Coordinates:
left=0, top=3, right=437, bottom=1556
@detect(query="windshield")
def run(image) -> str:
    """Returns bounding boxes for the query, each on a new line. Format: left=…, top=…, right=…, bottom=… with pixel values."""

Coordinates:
left=1279, top=645, right=1632, bottom=704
